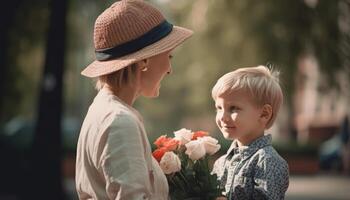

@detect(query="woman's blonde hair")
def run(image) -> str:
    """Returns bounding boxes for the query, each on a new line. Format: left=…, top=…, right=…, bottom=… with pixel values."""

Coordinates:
left=212, top=65, right=283, bottom=129
left=95, top=63, right=138, bottom=91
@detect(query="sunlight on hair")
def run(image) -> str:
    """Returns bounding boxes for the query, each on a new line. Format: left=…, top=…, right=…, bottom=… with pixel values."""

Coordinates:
left=212, top=65, right=283, bottom=129
left=95, top=64, right=137, bottom=91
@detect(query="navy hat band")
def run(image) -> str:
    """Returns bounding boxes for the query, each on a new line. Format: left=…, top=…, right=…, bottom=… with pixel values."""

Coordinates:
left=95, top=20, right=173, bottom=61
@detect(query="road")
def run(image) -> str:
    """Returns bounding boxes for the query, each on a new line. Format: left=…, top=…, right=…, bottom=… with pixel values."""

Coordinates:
left=65, top=174, right=350, bottom=200
left=286, top=174, right=350, bottom=200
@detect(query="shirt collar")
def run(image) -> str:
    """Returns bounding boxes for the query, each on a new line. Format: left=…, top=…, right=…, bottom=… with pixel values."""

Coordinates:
left=226, top=134, right=272, bottom=160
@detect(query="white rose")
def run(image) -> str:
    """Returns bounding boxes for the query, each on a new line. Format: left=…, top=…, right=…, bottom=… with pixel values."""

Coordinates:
left=174, top=128, right=193, bottom=145
left=159, top=151, right=181, bottom=174
left=199, top=136, right=221, bottom=155
left=185, top=140, right=206, bottom=161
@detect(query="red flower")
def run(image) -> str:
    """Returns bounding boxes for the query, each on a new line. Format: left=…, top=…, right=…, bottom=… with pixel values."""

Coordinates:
left=154, top=135, right=169, bottom=148
left=152, top=147, right=167, bottom=162
left=191, top=131, right=209, bottom=140
left=163, top=139, right=179, bottom=151
left=154, top=135, right=179, bottom=151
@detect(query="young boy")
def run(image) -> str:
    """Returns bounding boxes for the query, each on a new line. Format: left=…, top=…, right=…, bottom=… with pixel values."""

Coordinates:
left=212, top=65, right=289, bottom=200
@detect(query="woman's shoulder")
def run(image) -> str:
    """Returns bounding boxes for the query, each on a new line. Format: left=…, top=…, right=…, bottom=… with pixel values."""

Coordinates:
left=82, top=95, right=140, bottom=138
left=103, top=107, right=140, bottom=134
left=109, top=110, right=140, bottom=129
left=91, top=90, right=137, bottom=118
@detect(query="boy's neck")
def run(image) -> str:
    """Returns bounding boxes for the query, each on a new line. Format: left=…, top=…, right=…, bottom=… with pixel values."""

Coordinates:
left=236, top=132, right=265, bottom=147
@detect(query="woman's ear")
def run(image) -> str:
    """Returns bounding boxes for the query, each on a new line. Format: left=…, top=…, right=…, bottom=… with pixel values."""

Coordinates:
left=260, top=104, right=273, bottom=127
left=134, top=59, right=149, bottom=95
left=136, top=59, right=149, bottom=72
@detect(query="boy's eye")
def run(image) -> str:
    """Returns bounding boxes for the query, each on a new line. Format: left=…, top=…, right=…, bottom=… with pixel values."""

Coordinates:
left=215, top=106, right=222, bottom=112
left=169, top=55, right=173, bottom=59
left=230, top=106, right=239, bottom=112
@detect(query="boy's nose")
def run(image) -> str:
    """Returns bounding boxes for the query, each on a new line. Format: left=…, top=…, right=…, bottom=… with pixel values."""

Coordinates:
left=220, top=112, right=230, bottom=123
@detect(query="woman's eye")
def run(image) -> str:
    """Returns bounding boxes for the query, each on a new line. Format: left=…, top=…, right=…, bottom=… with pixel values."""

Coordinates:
left=215, top=106, right=222, bottom=112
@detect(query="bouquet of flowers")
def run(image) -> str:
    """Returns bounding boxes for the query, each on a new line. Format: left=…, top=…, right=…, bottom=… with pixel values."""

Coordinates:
left=152, top=128, right=224, bottom=200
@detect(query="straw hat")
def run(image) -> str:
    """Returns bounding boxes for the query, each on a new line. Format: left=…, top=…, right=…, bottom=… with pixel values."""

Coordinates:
left=81, top=0, right=193, bottom=78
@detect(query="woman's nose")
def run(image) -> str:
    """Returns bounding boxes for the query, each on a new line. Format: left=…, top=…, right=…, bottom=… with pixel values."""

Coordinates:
left=167, top=65, right=172, bottom=74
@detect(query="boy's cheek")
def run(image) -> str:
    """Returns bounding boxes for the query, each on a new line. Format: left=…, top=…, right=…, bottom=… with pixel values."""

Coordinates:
left=215, top=116, right=221, bottom=127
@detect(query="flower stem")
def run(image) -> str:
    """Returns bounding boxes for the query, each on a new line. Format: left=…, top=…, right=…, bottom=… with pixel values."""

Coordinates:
left=204, top=157, right=209, bottom=180
left=178, top=169, right=190, bottom=187
left=173, top=174, right=187, bottom=194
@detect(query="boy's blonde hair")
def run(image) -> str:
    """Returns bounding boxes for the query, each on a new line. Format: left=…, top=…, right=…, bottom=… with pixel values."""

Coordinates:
left=212, top=65, right=283, bottom=129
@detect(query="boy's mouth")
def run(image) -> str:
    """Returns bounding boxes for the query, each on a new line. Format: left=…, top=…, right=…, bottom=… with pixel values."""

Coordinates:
left=222, top=125, right=236, bottom=130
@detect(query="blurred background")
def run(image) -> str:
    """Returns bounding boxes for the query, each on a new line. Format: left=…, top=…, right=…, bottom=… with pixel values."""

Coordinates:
left=0, top=0, right=349, bottom=199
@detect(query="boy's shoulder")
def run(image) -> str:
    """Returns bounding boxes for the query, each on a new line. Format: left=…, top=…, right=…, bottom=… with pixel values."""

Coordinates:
left=253, top=145, right=289, bottom=170
left=242, top=134, right=287, bottom=164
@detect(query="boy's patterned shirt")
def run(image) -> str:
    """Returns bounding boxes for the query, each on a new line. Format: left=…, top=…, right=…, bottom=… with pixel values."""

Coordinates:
left=212, top=134, right=289, bottom=200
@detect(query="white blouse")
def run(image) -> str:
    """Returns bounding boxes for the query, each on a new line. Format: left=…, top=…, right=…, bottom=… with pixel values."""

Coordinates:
left=75, top=87, right=168, bottom=200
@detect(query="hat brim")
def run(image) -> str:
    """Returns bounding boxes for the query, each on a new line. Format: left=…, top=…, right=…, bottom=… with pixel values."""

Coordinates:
left=81, top=26, right=193, bottom=78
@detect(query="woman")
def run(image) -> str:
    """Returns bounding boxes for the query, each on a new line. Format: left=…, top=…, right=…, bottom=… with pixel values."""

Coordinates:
left=75, top=0, right=193, bottom=199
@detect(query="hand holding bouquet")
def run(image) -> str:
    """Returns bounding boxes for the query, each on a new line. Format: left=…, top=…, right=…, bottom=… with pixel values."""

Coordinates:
left=152, top=128, right=224, bottom=200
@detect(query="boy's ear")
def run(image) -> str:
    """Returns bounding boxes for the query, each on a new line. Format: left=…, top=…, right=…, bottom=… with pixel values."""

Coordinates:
left=260, top=104, right=273, bottom=126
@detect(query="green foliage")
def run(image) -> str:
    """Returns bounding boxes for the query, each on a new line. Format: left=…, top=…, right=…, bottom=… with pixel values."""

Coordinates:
left=2, top=0, right=347, bottom=148
left=168, top=152, right=224, bottom=200
left=1, top=1, right=50, bottom=123
left=273, top=141, right=319, bottom=157
left=138, top=0, right=346, bottom=139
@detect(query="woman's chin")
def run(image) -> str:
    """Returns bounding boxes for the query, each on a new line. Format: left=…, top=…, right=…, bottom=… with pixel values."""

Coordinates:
left=150, top=93, right=159, bottom=98
left=143, top=89, right=160, bottom=98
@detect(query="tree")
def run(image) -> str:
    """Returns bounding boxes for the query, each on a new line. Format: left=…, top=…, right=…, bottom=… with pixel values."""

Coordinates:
left=29, top=0, right=67, bottom=198
left=136, top=0, right=348, bottom=142
left=0, top=0, right=22, bottom=124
